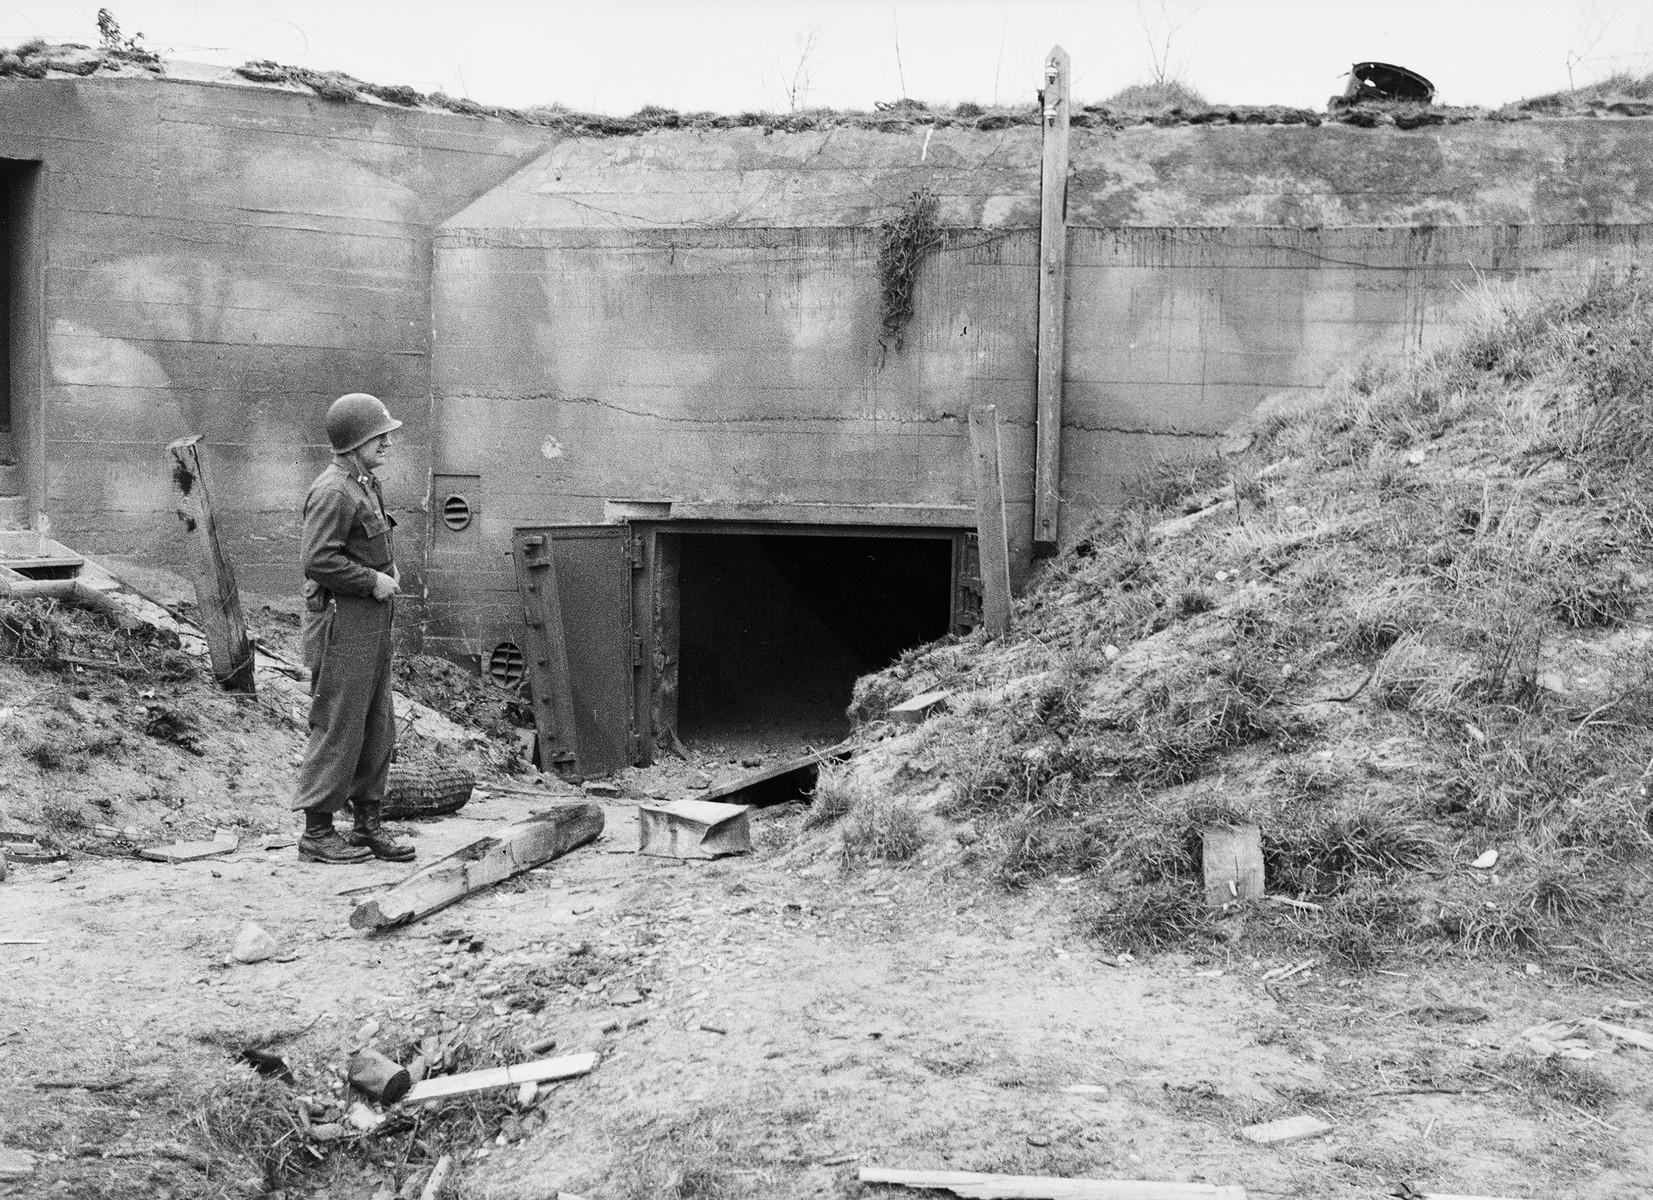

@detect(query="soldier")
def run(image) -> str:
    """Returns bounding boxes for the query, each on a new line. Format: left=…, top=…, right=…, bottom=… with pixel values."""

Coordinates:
left=292, top=393, right=416, bottom=865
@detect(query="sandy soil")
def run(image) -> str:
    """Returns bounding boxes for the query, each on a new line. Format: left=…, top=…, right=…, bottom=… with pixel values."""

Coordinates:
left=1, top=578, right=1648, bottom=1200
left=3, top=761, right=1649, bottom=1200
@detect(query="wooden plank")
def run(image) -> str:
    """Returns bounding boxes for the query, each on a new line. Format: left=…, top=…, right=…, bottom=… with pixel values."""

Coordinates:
left=402, top=1051, right=598, bottom=1103
left=348, top=803, right=604, bottom=930
left=1033, top=44, right=1071, bottom=552
left=1237, top=1114, right=1332, bottom=1145
left=697, top=741, right=852, bottom=806
left=889, top=688, right=951, bottom=725
left=1201, top=824, right=1265, bottom=907
left=858, top=1169, right=1245, bottom=1199
left=137, top=828, right=238, bottom=863
left=968, top=406, right=1014, bottom=638
left=166, top=436, right=255, bottom=693
left=638, top=800, right=752, bottom=859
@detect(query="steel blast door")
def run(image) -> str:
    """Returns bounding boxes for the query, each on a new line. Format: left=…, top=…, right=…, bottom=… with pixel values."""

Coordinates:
left=512, top=524, right=636, bottom=778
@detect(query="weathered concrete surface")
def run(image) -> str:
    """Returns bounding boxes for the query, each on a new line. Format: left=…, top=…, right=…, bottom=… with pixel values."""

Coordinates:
left=426, top=227, right=1036, bottom=658
left=0, top=76, right=559, bottom=604
left=4, top=70, right=1653, bottom=666
left=447, top=118, right=1653, bottom=233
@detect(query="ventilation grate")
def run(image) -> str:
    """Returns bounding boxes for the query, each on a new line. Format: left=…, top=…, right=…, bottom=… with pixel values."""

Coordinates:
left=486, top=642, right=526, bottom=688
left=442, top=494, right=472, bottom=531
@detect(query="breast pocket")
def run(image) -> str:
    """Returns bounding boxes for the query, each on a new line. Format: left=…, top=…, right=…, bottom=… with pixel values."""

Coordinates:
left=354, top=513, right=393, bottom=566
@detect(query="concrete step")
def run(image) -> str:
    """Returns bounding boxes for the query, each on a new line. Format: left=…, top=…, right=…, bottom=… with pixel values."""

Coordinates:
left=0, top=495, right=27, bottom=529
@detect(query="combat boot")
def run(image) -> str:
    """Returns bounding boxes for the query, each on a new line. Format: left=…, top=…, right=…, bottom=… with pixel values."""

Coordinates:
left=347, top=801, right=415, bottom=862
left=298, top=811, right=372, bottom=864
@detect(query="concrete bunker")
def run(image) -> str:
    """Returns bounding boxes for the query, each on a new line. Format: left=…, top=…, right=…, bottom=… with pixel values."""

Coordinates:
left=512, top=520, right=979, bottom=778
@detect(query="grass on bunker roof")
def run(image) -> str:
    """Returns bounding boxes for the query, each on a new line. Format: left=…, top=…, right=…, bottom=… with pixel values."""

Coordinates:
left=837, top=265, right=1653, bottom=975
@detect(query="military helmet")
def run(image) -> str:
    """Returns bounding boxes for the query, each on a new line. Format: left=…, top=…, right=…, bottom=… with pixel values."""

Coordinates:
left=325, top=392, right=403, bottom=453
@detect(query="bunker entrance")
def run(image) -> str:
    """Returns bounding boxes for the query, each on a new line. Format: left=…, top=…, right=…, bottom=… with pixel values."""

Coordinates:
left=511, top=522, right=980, bottom=779
left=675, top=532, right=953, bottom=750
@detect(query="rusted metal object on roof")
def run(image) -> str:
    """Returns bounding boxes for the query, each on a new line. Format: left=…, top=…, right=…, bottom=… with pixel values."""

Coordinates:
left=1340, top=62, right=1435, bottom=105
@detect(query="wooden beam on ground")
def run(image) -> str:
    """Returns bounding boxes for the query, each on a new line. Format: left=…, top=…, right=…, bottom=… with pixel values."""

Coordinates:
left=858, top=1168, right=1246, bottom=1199
left=968, top=406, right=1014, bottom=637
left=348, top=803, right=604, bottom=931
left=696, top=740, right=853, bottom=807
left=166, top=436, right=254, bottom=693
left=1032, top=44, right=1072, bottom=554
left=402, top=1051, right=598, bottom=1103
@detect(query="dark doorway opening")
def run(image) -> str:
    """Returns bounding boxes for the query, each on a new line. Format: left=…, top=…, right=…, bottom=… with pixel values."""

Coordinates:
left=0, top=159, right=42, bottom=478
left=676, top=533, right=953, bottom=749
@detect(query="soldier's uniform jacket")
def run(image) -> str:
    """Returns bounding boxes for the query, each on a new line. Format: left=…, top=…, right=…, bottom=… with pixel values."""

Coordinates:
left=301, top=457, right=397, bottom=608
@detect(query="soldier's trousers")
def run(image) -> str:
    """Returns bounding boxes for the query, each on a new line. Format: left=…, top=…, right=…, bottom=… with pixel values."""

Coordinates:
left=292, top=594, right=395, bottom=814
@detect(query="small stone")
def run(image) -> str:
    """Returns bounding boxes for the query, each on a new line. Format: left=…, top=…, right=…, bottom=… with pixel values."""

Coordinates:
left=357, top=1018, right=380, bottom=1042
left=231, top=922, right=279, bottom=964
left=308, top=1122, right=344, bottom=1142
left=1102, top=644, right=1120, bottom=662
left=517, top=1081, right=538, bottom=1108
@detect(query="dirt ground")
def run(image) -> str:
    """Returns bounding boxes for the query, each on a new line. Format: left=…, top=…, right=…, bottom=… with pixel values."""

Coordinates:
left=1, top=570, right=1650, bottom=1200
left=3, top=761, right=1650, bottom=1200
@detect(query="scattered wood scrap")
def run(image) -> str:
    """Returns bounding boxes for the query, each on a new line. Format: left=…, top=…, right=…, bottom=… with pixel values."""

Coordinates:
left=638, top=800, right=752, bottom=859
left=35, top=1075, right=134, bottom=1092
left=1585, top=1017, right=1653, bottom=1051
left=138, top=828, right=238, bottom=863
left=1202, top=824, right=1264, bottom=907
left=1237, top=1114, right=1331, bottom=1145
left=349, top=803, right=603, bottom=931
left=888, top=689, right=951, bottom=724
left=697, top=740, right=853, bottom=807
left=0, top=1147, right=36, bottom=1180
left=403, top=1051, right=598, bottom=1103
left=858, top=1168, right=1245, bottom=1198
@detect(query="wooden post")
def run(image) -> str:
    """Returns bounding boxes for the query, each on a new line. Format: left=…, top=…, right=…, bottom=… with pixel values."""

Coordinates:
left=166, top=436, right=255, bottom=693
left=1033, top=44, right=1071, bottom=555
left=968, top=406, right=1014, bottom=638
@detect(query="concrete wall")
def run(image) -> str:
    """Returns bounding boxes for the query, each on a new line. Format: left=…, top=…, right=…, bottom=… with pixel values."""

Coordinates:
left=425, top=226, right=1034, bottom=657
left=0, top=76, right=558, bottom=600
left=429, top=116, right=1653, bottom=660
left=456, top=117, right=1653, bottom=230
left=3, top=72, right=1651, bottom=666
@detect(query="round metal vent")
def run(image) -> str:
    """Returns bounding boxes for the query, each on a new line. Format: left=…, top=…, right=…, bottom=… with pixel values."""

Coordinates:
left=486, top=642, right=525, bottom=688
left=442, top=494, right=472, bottom=531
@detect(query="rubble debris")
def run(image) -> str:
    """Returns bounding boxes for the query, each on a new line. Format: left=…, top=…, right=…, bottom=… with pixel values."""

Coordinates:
left=1336, top=61, right=1435, bottom=105
left=345, top=1101, right=384, bottom=1132
left=138, top=828, right=238, bottom=863
left=34, top=1074, right=134, bottom=1092
left=384, top=762, right=475, bottom=820
left=1406, top=1004, right=1490, bottom=1025
left=230, top=921, right=280, bottom=964
left=418, top=1155, right=454, bottom=1200
left=348, top=1048, right=412, bottom=1103
left=1522, top=1020, right=1595, bottom=1059
left=1237, top=1114, right=1332, bottom=1145
left=0, top=1147, right=36, bottom=1181
left=888, top=688, right=951, bottom=725
left=638, top=799, right=752, bottom=859
left=1202, top=824, right=1264, bottom=907
left=241, top=1048, right=295, bottom=1084
left=349, top=803, right=604, bottom=930
left=1585, top=1017, right=1653, bottom=1051
left=402, top=1050, right=598, bottom=1103
left=858, top=1167, right=1247, bottom=1198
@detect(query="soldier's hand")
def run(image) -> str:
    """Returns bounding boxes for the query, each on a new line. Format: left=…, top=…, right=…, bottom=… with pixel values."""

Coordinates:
left=371, top=571, right=401, bottom=602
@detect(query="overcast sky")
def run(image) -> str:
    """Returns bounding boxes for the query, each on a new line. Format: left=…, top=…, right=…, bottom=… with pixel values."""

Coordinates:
left=1, top=1, right=1649, bottom=113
